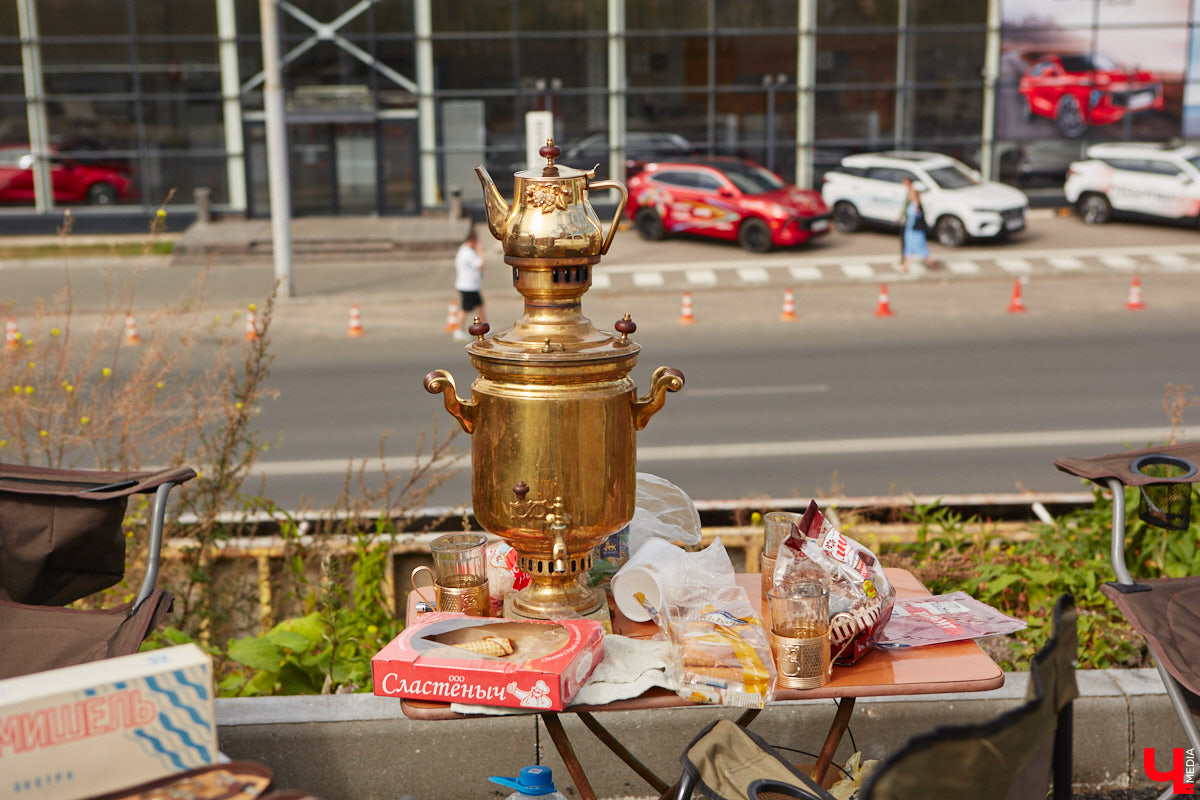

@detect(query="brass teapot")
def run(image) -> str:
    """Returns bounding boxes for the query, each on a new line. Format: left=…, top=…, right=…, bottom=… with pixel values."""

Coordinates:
left=474, top=138, right=628, bottom=260
left=426, top=142, right=682, bottom=620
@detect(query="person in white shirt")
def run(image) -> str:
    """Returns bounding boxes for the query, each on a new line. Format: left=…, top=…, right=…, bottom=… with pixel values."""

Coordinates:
left=453, top=229, right=485, bottom=340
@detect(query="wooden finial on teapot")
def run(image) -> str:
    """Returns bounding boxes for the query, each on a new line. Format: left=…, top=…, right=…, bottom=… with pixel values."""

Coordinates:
left=539, top=138, right=561, bottom=166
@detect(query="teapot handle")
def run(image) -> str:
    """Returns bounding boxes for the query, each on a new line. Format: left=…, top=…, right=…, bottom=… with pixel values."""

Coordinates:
left=588, top=179, right=628, bottom=255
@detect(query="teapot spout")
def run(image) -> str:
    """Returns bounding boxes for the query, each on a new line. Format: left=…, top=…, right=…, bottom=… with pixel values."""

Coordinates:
left=474, top=165, right=510, bottom=242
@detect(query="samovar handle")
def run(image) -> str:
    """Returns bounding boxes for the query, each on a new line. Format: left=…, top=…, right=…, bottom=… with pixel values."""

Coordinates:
left=633, top=366, right=685, bottom=431
left=423, top=369, right=476, bottom=434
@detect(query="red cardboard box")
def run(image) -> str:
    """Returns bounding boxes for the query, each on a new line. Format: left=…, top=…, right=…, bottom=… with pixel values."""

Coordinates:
left=372, top=613, right=605, bottom=711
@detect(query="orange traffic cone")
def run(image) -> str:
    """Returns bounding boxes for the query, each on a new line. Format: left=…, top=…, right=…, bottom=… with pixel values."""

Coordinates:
left=123, top=312, right=142, bottom=346
left=4, top=317, right=19, bottom=352
left=444, top=303, right=459, bottom=334
left=244, top=304, right=259, bottom=342
left=1007, top=279, right=1027, bottom=313
left=874, top=284, right=894, bottom=318
left=347, top=303, right=365, bottom=337
left=679, top=291, right=695, bottom=325
left=1125, top=276, right=1146, bottom=311
left=780, top=288, right=797, bottom=322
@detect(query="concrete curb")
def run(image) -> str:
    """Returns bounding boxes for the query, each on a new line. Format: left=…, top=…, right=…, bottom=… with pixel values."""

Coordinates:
left=216, top=668, right=1179, bottom=799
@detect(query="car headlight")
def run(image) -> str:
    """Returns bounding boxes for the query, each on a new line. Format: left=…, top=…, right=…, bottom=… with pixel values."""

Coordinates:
left=1088, top=89, right=1104, bottom=108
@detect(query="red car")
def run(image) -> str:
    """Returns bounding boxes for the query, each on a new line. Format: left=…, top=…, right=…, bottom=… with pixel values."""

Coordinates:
left=1018, top=53, right=1164, bottom=138
left=0, top=145, right=134, bottom=205
left=626, top=157, right=831, bottom=253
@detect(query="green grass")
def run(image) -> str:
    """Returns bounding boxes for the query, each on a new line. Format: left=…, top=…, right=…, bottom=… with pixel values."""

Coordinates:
left=0, top=241, right=174, bottom=259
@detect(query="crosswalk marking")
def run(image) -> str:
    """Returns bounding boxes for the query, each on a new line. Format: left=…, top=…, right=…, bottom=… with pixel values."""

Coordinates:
left=737, top=267, right=770, bottom=283
left=591, top=273, right=611, bottom=289
left=1100, top=255, right=1137, bottom=271
left=944, top=260, right=980, bottom=275
left=686, top=269, right=717, bottom=285
left=841, top=264, right=875, bottom=280
left=789, top=265, right=823, bottom=281
left=632, top=271, right=664, bottom=287
left=1049, top=257, right=1083, bottom=271
left=997, top=258, right=1032, bottom=274
left=1151, top=253, right=1190, bottom=270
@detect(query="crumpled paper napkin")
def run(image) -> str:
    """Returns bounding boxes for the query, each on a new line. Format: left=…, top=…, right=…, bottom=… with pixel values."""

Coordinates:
left=449, top=634, right=677, bottom=716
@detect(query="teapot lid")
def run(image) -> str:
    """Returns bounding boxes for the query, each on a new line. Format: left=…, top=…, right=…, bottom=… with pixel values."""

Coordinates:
left=513, top=138, right=595, bottom=181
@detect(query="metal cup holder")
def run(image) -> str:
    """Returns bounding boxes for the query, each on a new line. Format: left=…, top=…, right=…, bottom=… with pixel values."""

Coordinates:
left=1131, top=454, right=1197, bottom=530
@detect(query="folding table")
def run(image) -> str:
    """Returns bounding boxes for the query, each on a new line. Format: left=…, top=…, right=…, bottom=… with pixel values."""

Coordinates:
left=397, top=568, right=1004, bottom=800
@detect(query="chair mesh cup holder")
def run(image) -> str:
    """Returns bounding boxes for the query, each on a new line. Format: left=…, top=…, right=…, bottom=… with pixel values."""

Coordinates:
left=1131, top=454, right=1197, bottom=531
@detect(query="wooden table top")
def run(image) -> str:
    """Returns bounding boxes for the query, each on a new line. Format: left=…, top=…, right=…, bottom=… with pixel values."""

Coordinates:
left=397, top=567, right=1005, bottom=720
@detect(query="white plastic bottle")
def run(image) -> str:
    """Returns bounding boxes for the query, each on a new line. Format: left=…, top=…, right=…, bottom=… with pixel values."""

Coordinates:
left=488, top=765, right=568, bottom=800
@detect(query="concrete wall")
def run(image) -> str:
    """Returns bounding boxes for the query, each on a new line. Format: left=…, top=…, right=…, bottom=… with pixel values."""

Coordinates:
left=216, top=668, right=1183, bottom=800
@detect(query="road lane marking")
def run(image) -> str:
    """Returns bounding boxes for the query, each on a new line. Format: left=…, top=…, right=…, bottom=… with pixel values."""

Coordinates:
left=841, top=264, right=875, bottom=279
left=591, top=273, right=611, bottom=289
left=1100, top=255, right=1137, bottom=271
left=944, top=260, right=980, bottom=275
left=789, top=265, right=823, bottom=281
left=251, top=427, right=1165, bottom=475
left=737, top=267, right=771, bottom=283
left=683, top=384, right=830, bottom=397
left=1049, top=257, right=1083, bottom=271
left=1151, top=253, right=1190, bottom=269
left=686, top=269, right=718, bottom=285
left=997, top=258, right=1032, bottom=274
left=632, top=271, right=664, bottom=287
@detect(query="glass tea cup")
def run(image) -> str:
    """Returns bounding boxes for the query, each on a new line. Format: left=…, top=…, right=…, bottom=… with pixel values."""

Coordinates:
left=766, top=582, right=831, bottom=689
left=761, top=511, right=802, bottom=605
left=411, top=532, right=490, bottom=616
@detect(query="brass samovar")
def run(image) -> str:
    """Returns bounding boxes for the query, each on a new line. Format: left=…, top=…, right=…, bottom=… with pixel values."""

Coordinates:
left=424, top=139, right=684, bottom=619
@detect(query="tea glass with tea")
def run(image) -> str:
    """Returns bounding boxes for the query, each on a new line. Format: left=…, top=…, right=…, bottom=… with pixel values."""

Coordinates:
left=766, top=581, right=831, bottom=689
left=411, top=532, right=490, bottom=616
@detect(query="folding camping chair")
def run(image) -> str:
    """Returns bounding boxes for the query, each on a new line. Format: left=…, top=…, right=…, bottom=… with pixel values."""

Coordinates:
left=1056, top=442, right=1200, bottom=799
left=672, top=594, right=1078, bottom=800
left=860, top=593, right=1078, bottom=800
left=0, top=462, right=197, bottom=679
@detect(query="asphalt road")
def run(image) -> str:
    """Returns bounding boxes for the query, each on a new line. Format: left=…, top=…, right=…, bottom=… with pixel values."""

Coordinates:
left=4, top=212, right=1198, bottom=513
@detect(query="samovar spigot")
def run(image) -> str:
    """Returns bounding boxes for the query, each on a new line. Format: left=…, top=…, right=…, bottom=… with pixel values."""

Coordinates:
left=545, top=497, right=571, bottom=573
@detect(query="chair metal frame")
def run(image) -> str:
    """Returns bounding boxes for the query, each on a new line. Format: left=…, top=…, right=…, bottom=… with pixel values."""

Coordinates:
left=1104, top=477, right=1200, bottom=798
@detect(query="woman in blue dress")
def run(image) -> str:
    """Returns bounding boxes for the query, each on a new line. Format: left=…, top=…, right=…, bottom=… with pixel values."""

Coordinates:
left=900, top=176, right=937, bottom=273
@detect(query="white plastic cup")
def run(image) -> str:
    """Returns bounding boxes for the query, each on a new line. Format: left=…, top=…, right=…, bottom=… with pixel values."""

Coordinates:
left=610, top=537, right=691, bottom=622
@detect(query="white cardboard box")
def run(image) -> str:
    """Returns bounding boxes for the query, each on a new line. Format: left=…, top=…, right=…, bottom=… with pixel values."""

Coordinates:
left=0, top=644, right=218, bottom=800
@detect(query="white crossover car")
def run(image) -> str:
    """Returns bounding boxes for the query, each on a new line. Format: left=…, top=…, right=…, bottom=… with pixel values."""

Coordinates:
left=1064, top=142, right=1200, bottom=225
left=821, top=151, right=1030, bottom=247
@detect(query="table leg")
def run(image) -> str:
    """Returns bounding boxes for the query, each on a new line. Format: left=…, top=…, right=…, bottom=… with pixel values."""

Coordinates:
left=540, top=712, right=597, bottom=800
left=576, top=712, right=669, bottom=793
left=812, top=697, right=855, bottom=786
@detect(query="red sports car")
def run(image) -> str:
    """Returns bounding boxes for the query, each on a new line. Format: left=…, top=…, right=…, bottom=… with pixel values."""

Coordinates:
left=1017, top=53, right=1164, bottom=138
left=626, top=157, right=831, bottom=253
left=0, top=145, right=134, bottom=205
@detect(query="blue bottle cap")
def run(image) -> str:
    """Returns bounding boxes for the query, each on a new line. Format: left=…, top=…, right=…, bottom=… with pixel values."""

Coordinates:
left=488, top=765, right=557, bottom=796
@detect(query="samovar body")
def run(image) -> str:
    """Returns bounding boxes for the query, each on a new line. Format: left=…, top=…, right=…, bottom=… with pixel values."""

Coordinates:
left=425, top=139, right=683, bottom=619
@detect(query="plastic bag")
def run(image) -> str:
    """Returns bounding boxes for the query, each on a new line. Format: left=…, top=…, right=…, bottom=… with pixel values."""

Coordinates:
left=772, top=500, right=894, bottom=664
left=877, top=591, right=1026, bottom=649
left=650, top=583, right=776, bottom=709
left=590, top=473, right=702, bottom=587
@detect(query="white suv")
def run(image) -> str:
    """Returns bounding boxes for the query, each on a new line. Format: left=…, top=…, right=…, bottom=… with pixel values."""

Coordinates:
left=821, top=151, right=1030, bottom=247
left=1064, top=142, right=1200, bottom=225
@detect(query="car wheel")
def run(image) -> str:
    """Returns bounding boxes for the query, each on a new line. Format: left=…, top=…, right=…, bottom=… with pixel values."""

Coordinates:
left=1054, top=95, right=1087, bottom=138
left=934, top=215, right=967, bottom=248
left=737, top=218, right=773, bottom=253
left=87, top=182, right=118, bottom=206
left=1078, top=193, right=1112, bottom=225
left=832, top=201, right=861, bottom=233
left=634, top=208, right=666, bottom=241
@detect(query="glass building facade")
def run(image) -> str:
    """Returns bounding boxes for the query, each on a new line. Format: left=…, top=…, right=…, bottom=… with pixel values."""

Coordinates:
left=0, top=0, right=1195, bottom=225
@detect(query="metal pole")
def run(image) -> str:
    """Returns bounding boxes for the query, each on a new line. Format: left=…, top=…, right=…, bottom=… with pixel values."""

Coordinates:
left=259, top=0, right=294, bottom=299
left=795, top=0, right=816, bottom=189
left=16, top=0, right=52, bottom=214
left=217, top=0, right=247, bottom=212
left=979, top=0, right=1001, bottom=181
